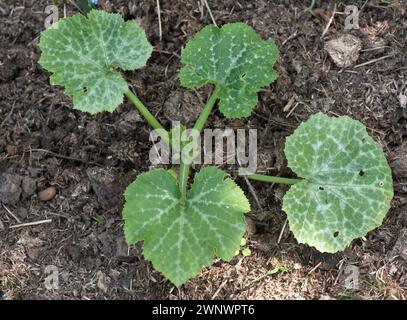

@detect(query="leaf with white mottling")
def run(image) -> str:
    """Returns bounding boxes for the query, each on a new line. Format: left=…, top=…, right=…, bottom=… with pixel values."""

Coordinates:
left=282, top=113, right=393, bottom=253
left=123, top=167, right=250, bottom=287
left=39, top=10, right=152, bottom=114
left=180, top=23, right=279, bottom=119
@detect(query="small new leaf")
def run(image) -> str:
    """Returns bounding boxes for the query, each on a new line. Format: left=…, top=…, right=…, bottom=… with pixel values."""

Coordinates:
left=39, top=10, right=153, bottom=114
left=180, top=23, right=279, bottom=119
left=123, top=167, right=250, bottom=286
left=282, top=113, right=393, bottom=253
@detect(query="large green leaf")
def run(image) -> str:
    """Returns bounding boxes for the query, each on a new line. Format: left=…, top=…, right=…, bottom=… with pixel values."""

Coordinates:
left=123, top=167, right=250, bottom=287
left=180, top=23, right=279, bottom=119
left=282, top=113, right=393, bottom=253
left=39, top=10, right=153, bottom=114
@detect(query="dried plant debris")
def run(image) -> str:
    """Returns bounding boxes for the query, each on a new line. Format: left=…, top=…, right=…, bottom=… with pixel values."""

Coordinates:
left=324, top=34, right=362, bottom=68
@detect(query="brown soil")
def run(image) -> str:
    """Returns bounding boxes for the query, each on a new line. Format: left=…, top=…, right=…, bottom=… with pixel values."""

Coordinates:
left=0, top=0, right=406, bottom=300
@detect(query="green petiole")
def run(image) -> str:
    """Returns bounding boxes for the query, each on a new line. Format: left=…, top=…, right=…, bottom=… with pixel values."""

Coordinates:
left=247, top=174, right=302, bottom=185
left=179, top=86, right=221, bottom=202
left=126, top=85, right=221, bottom=202
left=125, top=89, right=166, bottom=132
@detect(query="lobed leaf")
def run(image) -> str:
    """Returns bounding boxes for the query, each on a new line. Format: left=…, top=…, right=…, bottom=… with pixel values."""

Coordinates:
left=282, top=113, right=393, bottom=253
left=123, top=167, right=250, bottom=287
left=180, top=23, right=279, bottom=119
left=39, top=10, right=153, bottom=114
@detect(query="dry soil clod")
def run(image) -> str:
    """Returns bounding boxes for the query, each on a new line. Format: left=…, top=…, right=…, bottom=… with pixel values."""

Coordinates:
left=324, top=34, right=362, bottom=68
left=0, top=173, right=22, bottom=205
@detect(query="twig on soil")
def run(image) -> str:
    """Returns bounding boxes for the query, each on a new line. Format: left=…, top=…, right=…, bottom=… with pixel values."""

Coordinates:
left=211, top=279, right=228, bottom=300
left=156, top=0, right=162, bottom=41
left=307, top=262, right=322, bottom=275
left=283, top=97, right=295, bottom=113
left=236, top=157, right=262, bottom=210
left=306, top=0, right=316, bottom=12
left=2, top=204, right=21, bottom=224
left=26, top=148, right=103, bottom=167
left=277, top=218, right=288, bottom=244
left=361, top=46, right=390, bottom=52
left=353, top=55, right=393, bottom=69
left=243, top=175, right=262, bottom=210
left=282, top=31, right=298, bottom=46
left=238, top=266, right=291, bottom=293
left=321, top=4, right=337, bottom=38
left=68, top=0, right=86, bottom=15
left=0, top=5, right=6, bottom=15
left=202, top=0, right=217, bottom=27
left=359, top=0, right=369, bottom=14
left=334, top=259, right=345, bottom=285
left=286, top=102, right=300, bottom=118
left=9, top=219, right=52, bottom=229
left=153, top=49, right=181, bottom=59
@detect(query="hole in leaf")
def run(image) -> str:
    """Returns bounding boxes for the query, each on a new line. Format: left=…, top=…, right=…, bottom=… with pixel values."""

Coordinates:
left=359, top=170, right=365, bottom=177
left=379, top=182, right=384, bottom=187
left=333, top=231, right=339, bottom=238
left=319, top=186, right=324, bottom=191
left=240, top=73, right=247, bottom=80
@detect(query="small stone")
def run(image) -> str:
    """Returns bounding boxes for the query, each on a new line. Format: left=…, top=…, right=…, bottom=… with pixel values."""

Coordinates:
left=0, top=173, right=22, bottom=205
left=38, top=186, right=57, bottom=201
left=324, top=34, right=362, bottom=68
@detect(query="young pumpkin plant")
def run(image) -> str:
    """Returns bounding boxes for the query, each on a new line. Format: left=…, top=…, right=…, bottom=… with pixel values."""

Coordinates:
left=38, top=10, right=279, bottom=286
left=248, top=113, right=394, bottom=253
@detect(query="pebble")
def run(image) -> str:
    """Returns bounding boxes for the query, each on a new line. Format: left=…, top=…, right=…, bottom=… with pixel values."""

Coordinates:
left=38, top=186, right=57, bottom=201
